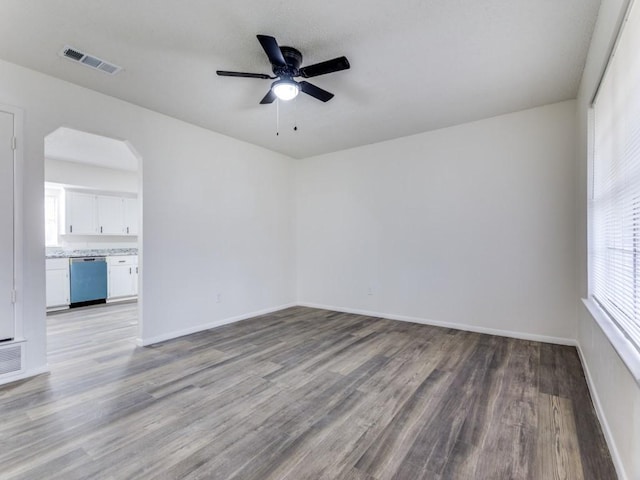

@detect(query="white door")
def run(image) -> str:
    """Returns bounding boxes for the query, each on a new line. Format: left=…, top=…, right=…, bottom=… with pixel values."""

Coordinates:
left=97, top=195, right=123, bottom=234
left=46, top=269, right=70, bottom=307
left=66, top=192, right=96, bottom=234
left=109, top=265, right=134, bottom=298
left=0, top=111, right=15, bottom=341
left=123, top=197, right=138, bottom=235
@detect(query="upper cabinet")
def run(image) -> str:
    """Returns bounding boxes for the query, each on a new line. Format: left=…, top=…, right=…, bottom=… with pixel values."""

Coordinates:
left=65, top=191, right=96, bottom=235
left=65, top=190, right=138, bottom=236
left=123, top=197, right=139, bottom=236
left=96, top=195, right=124, bottom=235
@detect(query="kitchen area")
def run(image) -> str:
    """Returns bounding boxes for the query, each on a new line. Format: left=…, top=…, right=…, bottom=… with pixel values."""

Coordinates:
left=45, top=127, right=140, bottom=312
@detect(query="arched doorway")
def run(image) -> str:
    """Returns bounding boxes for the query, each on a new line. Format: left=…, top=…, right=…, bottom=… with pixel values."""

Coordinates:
left=43, top=127, right=143, bottom=356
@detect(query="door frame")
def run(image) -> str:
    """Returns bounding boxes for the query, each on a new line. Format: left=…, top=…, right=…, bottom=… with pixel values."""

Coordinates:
left=1, top=103, right=24, bottom=341
left=43, top=127, right=143, bottom=344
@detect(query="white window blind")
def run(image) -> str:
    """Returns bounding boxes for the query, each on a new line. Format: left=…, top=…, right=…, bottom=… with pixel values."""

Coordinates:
left=591, top=0, right=640, bottom=351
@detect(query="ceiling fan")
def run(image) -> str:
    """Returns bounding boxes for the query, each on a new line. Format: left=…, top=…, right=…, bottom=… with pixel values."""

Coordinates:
left=217, top=35, right=350, bottom=104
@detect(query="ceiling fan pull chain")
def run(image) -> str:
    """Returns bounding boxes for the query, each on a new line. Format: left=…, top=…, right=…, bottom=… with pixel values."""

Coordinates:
left=276, top=99, right=280, bottom=136
left=294, top=99, right=298, bottom=132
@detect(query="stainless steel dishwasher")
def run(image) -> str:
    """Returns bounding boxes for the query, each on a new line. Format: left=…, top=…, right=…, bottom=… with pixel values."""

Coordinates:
left=69, top=257, right=108, bottom=307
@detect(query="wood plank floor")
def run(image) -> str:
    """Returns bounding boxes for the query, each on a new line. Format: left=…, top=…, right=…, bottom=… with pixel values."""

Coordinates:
left=0, top=304, right=616, bottom=479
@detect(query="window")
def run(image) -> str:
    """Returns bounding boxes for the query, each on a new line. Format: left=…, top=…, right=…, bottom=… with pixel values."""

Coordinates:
left=590, top=0, right=640, bottom=352
left=45, top=188, right=62, bottom=247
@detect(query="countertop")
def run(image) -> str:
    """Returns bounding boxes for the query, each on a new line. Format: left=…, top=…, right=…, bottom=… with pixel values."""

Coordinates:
left=46, top=248, right=138, bottom=259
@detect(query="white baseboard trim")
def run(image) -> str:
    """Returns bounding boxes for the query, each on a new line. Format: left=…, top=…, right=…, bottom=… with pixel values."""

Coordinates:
left=0, top=364, right=50, bottom=387
left=136, top=302, right=297, bottom=347
left=107, top=296, right=137, bottom=304
left=575, top=343, right=628, bottom=480
left=296, top=302, right=577, bottom=346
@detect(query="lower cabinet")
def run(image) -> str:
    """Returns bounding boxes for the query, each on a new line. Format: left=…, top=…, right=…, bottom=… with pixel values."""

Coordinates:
left=46, top=258, right=70, bottom=309
left=108, top=256, right=138, bottom=300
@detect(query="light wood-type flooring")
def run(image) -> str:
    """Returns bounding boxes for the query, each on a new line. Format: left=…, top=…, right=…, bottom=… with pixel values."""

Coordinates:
left=0, top=304, right=616, bottom=479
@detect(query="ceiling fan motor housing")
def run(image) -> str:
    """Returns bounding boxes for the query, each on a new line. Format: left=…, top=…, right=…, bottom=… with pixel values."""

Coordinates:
left=274, top=46, right=303, bottom=76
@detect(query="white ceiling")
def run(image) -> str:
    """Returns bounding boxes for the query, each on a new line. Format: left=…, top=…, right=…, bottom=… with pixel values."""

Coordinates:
left=0, top=0, right=600, bottom=159
left=45, top=127, right=138, bottom=172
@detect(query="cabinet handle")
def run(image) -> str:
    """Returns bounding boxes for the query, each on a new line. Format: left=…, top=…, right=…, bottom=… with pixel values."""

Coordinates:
left=100, top=226, right=103, bottom=233
left=70, top=225, right=73, bottom=233
left=136, top=267, right=138, bottom=274
left=127, top=226, right=129, bottom=234
left=129, top=267, right=132, bottom=274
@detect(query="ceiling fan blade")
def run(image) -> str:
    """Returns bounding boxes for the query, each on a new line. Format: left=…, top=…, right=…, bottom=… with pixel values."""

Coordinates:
left=216, top=70, right=272, bottom=79
left=257, top=35, right=287, bottom=67
left=260, top=89, right=277, bottom=104
left=299, top=81, right=334, bottom=102
left=299, top=56, right=350, bottom=78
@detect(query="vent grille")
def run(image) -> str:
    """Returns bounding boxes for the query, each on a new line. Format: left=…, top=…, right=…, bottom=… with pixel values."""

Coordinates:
left=63, top=48, right=84, bottom=61
left=81, top=55, right=102, bottom=68
left=98, top=63, right=119, bottom=74
left=60, top=45, right=122, bottom=76
left=0, top=344, right=23, bottom=376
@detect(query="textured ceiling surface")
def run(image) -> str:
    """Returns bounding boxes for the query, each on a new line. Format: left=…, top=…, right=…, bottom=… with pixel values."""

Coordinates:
left=0, top=0, right=601, bottom=158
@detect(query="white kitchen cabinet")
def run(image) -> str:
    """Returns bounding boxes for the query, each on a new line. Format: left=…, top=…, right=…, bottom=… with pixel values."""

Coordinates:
left=65, top=190, right=139, bottom=237
left=108, top=256, right=138, bottom=300
left=96, top=195, right=123, bottom=235
left=65, top=191, right=96, bottom=235
left=123, top=197, right=139, bottom=236
left=46, top=258, right=70, bottom=309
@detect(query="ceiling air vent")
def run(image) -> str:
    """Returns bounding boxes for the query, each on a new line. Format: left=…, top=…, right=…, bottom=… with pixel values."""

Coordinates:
left=63, top=47, right=84, bottom=61
left=59, top=45, right=122, bottom=76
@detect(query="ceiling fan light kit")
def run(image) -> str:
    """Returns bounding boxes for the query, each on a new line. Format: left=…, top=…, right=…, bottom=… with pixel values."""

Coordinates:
left=272, top=79, right=299, bottom=101
left=216, top=34, right=350, bottom=105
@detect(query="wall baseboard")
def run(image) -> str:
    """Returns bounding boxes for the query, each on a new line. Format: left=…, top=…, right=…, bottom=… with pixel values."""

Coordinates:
left=297, top=302, right=577, bottom=346
left=136, top=302, right=297, bottom=347
left=575, top=343, right=628, bottom=480
left=137, top=300, right=577, bottom=347
left=0, top=364, right=50, bottom=387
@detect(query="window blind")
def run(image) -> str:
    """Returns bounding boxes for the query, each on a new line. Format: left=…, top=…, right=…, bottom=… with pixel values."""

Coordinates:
left=591, top=0, right=640, bottom=350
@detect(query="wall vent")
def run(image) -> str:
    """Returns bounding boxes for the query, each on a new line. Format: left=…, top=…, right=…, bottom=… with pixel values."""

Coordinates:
left=59, top=45, right=122, bottom=76
left=0, top=343, right=23, bottom=376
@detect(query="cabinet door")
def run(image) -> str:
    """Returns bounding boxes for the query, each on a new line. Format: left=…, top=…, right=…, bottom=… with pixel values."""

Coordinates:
left=65, top=192, right=96, bottom=235
left=97, top=195, right=124, bottom=235
left=46, top=268, right=70, bottom=307
left=133, top=263, right=139, bottom=296
left=123, top=197, right=139, bottom=236
left=109, top=265, right=135, bottom=298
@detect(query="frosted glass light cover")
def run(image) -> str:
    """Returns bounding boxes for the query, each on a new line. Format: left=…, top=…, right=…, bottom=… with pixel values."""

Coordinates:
left=273, top=81, right=299, bottom=101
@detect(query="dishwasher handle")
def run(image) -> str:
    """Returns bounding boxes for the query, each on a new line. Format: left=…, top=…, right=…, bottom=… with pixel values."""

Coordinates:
left=71, top=257, right=107, bottom=263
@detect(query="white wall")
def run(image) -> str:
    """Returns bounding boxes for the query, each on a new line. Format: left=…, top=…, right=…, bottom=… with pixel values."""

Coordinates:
left=45, top=158, right=138, bottom=193
left=296, top=100, right=578, bottom=342
left=0, top=59, right=295, bottom=373
left=575, top=0, right=640, bottom=478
